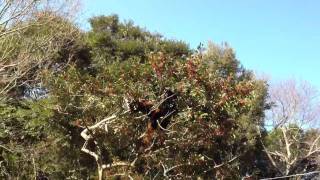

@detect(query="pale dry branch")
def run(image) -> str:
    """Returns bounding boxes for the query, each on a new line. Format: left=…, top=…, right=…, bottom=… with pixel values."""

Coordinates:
left=203, top=155, right=239, bottom=174
left=0, top=144, right=14, bottom=153
left=157, top=110, right=176, bottom=132
left=264, top=79, right=320, bottom=175
left=257, top=126, right=281, bottom=173
left=260, top=170, right=320, bottom=180
left=213, top=156, right=239, bottom=169
left=0, top=0, right=82, bottom=97
left=80, top=112, right=139, bottom=180
left=161, top=162, right=186, bottom=177
left=307, top=133, right=320, bottom=157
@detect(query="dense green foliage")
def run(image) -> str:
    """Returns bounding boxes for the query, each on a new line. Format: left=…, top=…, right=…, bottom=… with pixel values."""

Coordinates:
left=1, top=13, right=319, bottom=179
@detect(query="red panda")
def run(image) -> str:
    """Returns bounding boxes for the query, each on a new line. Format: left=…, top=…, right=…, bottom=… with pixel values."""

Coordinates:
left=129, top=89, right=177, bottom=145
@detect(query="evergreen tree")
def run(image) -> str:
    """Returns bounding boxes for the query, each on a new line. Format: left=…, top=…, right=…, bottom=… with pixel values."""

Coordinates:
left=1, top=14, right=271, bottom=179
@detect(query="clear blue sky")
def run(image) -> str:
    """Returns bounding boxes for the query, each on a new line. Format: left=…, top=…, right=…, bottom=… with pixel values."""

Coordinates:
left=81, top=0, right=320, bottom=88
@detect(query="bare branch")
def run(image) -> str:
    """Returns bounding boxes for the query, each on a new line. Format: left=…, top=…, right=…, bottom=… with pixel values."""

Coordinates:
left=260, top=171, right=320, bottom=180
left=264, top=79, right=320, bottom=175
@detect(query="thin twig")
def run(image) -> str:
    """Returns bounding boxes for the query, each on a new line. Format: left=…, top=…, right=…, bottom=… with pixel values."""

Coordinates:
left=260, top=171, right=320, bottom=180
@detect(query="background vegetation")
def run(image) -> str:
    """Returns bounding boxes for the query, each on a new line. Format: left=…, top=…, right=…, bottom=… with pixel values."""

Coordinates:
left=0, top=1, right=319, bottom=179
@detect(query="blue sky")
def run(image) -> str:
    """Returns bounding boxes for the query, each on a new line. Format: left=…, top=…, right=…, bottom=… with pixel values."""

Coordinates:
left=81, top=0, right=320, bottom=88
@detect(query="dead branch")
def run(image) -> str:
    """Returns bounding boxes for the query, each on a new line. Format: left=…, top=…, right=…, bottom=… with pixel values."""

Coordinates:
left=307, top=133, right=320, bottom=157
left=161, top=162, right=186, bottom=177
left=203, top=155, right=239, bottom=173
left=80, top=113, right=138, bottom=180
left=260, top=171, right=320, bottom=180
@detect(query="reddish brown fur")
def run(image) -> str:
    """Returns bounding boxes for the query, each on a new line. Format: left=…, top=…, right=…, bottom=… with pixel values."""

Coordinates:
left=129, top=90, right=177, bottom=146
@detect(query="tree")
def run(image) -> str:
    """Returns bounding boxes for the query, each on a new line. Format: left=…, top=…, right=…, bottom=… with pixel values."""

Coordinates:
left=262, top=79, right=320, bottom=177
left=0, top=0, right=80, bottom=97
left=1, top=13, right=270, bottom=179
left=0, top=1, right=91, bottom=179
left=44, top=14, right=269, bottom=177
left=87, top=14, right=190, bottom=65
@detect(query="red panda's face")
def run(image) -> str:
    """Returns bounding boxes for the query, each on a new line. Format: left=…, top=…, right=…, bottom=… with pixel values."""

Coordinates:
left=129, top=101, right=140, bottom=112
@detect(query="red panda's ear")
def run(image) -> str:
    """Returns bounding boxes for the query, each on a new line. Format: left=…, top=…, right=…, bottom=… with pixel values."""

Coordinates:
left=143, top=100, right=153, bottom=106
